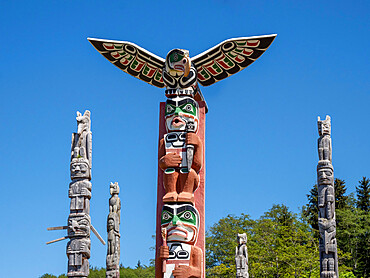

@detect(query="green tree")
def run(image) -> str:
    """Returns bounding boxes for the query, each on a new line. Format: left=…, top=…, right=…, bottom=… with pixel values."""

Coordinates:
left=356, top=177, right=370, bottom=212
left=354, top=177, right=370, bottom=278
left=206, top=205, right=319, bottom=278
left=40, top=274, right=57, bottom=278
left=335, top=178, right=349, bottom=209
left=302, top=184, right=319, bottom=234
left=206, top=213, right=253, bottom=277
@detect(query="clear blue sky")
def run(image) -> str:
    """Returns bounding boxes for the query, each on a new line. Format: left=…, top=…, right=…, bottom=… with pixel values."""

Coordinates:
left=0, top=1, right=369, bottom=277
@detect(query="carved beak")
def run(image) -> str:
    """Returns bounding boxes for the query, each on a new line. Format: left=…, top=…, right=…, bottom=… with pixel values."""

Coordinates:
left=184, top=57, right=191, bottom=77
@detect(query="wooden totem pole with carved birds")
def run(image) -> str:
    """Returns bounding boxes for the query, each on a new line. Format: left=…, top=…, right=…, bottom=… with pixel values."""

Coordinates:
left=88, top=34, right=276, bottom=277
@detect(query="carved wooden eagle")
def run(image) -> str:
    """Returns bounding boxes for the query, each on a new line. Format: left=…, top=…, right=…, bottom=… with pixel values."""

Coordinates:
left=88, top=35, right=276, bottom=104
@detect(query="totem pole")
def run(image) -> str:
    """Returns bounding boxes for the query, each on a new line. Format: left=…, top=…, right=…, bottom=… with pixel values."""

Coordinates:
left=106, top=182, right=121, bottom=278
left=317, top=115, right=339, bottom=278
left=47, top=110, right=105, bottom=278
left=88, top=34, right=276, bottom=278
left=235, top=233, right=249, bottom=278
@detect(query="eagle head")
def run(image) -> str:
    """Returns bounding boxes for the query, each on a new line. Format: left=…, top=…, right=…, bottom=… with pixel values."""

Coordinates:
left=165, top=49, right=191, bottom=77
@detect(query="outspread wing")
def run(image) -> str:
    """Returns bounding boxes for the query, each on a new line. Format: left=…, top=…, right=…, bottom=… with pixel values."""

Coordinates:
left=191, top=34, right=276, bottom=87
left=88, top=38, right=165, bottom=88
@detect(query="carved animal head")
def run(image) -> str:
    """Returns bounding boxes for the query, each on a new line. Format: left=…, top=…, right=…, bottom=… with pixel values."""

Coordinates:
left=318, top=115, right=331, bottom=136
left=165, top=49, right=191, bottom=78
left=76, top=110, right=91, bottom=134
left=68, top=213, right=91, bottom=237
left=110, top=182, right=120, bottom=195
left=161, top=204, right=199, bottom=244
left=237, top=233, right=247, bottom=245
left=165, top=96, right=199, bottom=132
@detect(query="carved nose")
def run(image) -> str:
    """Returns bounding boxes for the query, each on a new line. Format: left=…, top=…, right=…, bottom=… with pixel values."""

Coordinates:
left=172, top=215, right=180, bottom=225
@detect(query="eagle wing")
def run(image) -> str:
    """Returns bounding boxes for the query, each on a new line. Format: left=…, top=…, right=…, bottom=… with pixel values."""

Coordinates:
left=191, top=34, right=276, bottom=87
left=88, top=38, right=166, bottom=88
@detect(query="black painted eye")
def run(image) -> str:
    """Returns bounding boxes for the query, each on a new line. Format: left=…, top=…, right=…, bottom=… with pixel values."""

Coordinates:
left=183, top=59, right=186, bottom=64
left=166, top=105, right=174, bottom=114
left=182, top=211, right=192, bottom=220
left=184, top=104, right=193, bottom=112
left=162, top=212, right=170, bottom=221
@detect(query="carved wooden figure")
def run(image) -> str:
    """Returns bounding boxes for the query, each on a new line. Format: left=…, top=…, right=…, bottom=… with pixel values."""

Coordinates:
left=88, top=34, right=276, bottom=278
left=106, top=182, right=121, bottom=278
left=317, top=115, right=339, bottom=278
left=47, top=110, right=105, bottom=278
left=235, top=233, right=249, bottom=278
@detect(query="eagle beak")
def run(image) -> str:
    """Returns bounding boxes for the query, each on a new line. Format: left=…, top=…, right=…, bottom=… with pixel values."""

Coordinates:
left=184, top=57, right=191, bottom=77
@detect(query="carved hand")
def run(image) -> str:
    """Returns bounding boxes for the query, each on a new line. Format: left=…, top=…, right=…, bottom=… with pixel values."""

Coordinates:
left=186, top=133, right=200, bottom=147
left=159, top=153, right=182, bottom=169
left=173, top=265, right=197, bottom=278
left=159, top=245, right=169, bottom=260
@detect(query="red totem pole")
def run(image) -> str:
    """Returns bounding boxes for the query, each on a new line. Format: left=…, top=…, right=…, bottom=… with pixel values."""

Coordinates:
left=88, top=34, right=276, bottom=278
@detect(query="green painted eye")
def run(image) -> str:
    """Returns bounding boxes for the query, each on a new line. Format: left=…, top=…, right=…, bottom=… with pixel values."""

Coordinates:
left=165, top=104, right=175, bottom=115
left=161, top=211, right=173, bottom=224
left=180, top=103, right=196, bottom=115
left=179, top=210, right=196, bottom=225
left=170, top=53, right=184, bottom=63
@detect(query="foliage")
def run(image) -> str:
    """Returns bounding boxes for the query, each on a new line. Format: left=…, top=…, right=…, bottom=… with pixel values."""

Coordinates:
left=206, top=205, right=319, bottom=278
left=335, top=178, right=349, bottom=209
left=304, top=177, right=370, bottom=278
left=357, top=177, right=370, bottom=212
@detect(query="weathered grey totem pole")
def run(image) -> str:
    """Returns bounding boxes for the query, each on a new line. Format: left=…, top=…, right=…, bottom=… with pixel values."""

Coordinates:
left=106, top=182, right=121, bottom=278
left=47, top=110, right=105, bottom=278
left=317, top=115, right=339, bottom=278
left=235, top=233, right=249, bottom=278
left=88, top=34, right=276, bottom=278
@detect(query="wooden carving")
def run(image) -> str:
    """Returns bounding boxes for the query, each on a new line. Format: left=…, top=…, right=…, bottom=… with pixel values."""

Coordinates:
left=88, top=34, right=276, bottom=278
left=317, top=116, right=339, bottom=278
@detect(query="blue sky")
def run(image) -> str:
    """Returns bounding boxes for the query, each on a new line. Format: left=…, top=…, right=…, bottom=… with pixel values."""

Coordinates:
left=0, top=0, right=369, bottom=277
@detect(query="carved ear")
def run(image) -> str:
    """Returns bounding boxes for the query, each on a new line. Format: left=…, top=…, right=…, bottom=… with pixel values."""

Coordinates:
left=317, top=116, right=321, bottom=122
left=77, top=111, right=82, bottom=117
left=84, top=110, right=91, bottom=118
left=325, top=115, right=330, bottom=121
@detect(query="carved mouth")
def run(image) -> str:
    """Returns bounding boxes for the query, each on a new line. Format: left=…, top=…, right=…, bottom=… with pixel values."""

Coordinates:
left=167, top=226, right=188, bottom=238
left=172, top=116, right=185, bottom=127
left=174, top=65, right=184, bottom=71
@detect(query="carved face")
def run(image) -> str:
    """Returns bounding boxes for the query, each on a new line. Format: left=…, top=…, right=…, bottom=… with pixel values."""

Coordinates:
left=318, top=116, right=331, bottom=136
left=70, top=161, right=90, bottom=179
left=165, top=96, right=199, bottom=132
left=161, top=204, right=199, bottom=244
left=108, top=218, right=115, bottom=231
left=237, top=233, right=247, bottom=245
left=68, top=213, right=91, bottom=237
left=165, top=49, right=191, bottom=77
left=110, top=182, right=119, bottom=195
left=318, top=166, right=334, bottom=185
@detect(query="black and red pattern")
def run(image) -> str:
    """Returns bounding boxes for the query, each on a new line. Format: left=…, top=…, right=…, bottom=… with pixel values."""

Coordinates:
left=88, top=38, right=166, bottom=88
left=88, top=34, right=276, bottom=89
left=191, top=34, right=276, bottom=86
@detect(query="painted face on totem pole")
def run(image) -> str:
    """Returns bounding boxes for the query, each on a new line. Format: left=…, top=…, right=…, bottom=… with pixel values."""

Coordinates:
left=165, top=96, right=199, bottom=133
left=70, top=160, right=90, bottom=179
left=318, top=165, right=334, bottom=185
left=318, top=116, right=331, bottom=136
left=68, top=213, right=91, bottom=237
left=161, top=204, right=199, bottom=244
left=165, top=49, right=191, bottom=77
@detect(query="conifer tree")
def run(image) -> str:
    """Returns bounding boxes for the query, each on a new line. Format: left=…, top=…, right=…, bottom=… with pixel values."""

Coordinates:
left=335, top=178, right=349, bottom=209
left=356, top=177, right=370, bottom=212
